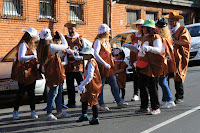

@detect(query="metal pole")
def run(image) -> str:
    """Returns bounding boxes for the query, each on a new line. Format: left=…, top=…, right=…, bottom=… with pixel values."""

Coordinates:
left=109, top=0, right=113, bottom=39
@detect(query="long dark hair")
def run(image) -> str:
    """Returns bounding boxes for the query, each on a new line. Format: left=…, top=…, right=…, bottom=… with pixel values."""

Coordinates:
left=17, top=32, right=35, bottom=50
left=37, top=39, right=52, bottom=65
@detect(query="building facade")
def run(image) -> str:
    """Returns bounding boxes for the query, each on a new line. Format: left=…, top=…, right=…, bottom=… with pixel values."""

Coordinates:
left=0, top=0, right=104, bottom=57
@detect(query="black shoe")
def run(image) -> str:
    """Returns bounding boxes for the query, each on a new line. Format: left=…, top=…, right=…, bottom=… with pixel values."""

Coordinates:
left=76, top=114, right=88, bottom=122
left=174, top=99, right=183, bottom=104
left=66, top=104, right=76, bottom=108
left=89, top=117, right=99, bottom=125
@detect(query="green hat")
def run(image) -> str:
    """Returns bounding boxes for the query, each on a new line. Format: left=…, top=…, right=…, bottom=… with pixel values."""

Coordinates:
left=142, top=19, right=156, bottom=29
left=79, top=46, right=94, bottom=56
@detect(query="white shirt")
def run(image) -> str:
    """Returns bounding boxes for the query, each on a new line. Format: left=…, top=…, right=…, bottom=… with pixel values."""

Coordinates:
left=18, top=42, right=36, bottom=61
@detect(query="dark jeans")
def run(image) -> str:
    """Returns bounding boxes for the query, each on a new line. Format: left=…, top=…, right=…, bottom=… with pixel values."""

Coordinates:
left=133, top=69, right=139, bottom=95
left=66, top=72, right=83, bottom=105
left=14, top=81, right=36, bottom=111
left=138, top=73, right=160, bottom=110
left=175, top=81, right=184, bottom=99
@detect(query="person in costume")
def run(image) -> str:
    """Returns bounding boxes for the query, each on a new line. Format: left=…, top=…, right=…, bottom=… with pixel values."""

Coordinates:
left=113, top=48, right=128, bottom=101
left=76, top=46, right=102, bottom=125
left=63, top=22, right=86, bottom=108
left=165, top=12, right=191, bottom=104
left=93, top=24, right=128, bottom=111
left=129, top=19, right=144, bottom=101
left=123, top=19, right=165, bottom=115
left=37, top=28, right=70, bottom=120
left=12, top=27, right=41, bottom=120
left=155, top=17, right=176, bottom=108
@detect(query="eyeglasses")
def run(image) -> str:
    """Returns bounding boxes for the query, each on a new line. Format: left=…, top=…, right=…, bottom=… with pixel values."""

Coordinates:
left=114, top=54, right=119, bottom=56
left=168, top=20, right=174, bottom=22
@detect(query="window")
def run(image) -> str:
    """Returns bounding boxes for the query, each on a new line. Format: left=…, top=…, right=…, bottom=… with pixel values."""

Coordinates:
left=68, top=0, right=88, bottom=24
left=146, top=12, right=157, bottom=20
left=2, top=0, right=26, bottom=19
left=39, top=0, right=53, bottom=19
left=127, top=10, right=138, bottom=25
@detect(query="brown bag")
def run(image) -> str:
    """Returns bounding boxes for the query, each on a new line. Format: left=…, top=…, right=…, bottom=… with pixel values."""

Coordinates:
left=44, top=52, right=66, bottom=87
left=11, top=54, right=42, bottom=85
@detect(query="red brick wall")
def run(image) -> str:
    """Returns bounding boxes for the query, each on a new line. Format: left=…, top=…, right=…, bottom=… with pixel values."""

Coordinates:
left=111, top=2, right=195, bottom=38
left=0, top=0, right=103, bottom=58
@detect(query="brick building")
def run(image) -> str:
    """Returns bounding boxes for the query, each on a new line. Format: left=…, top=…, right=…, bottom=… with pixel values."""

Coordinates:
left=104, top=0, right=200, bottom=38
left=0, top=0, right=104, bottom=58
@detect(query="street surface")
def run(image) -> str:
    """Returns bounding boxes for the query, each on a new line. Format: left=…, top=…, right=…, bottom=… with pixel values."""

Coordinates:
left=0, top=65, right=200, bottom=133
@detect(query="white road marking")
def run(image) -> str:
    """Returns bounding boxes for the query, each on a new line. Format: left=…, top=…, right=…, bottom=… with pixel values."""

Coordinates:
left=141, top=105, right=200, bottom=133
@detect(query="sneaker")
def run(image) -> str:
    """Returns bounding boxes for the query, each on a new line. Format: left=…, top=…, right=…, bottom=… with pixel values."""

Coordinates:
left=56, top=111, right=71, bottom=119
left=13, top=111, right=19, bottom=120
left=131, top=95, right=139, bottom=101
left=117, top=100, right=128, bottom=108
left=89, top=117, right=99, bottom=125
left=135, top=108, right=150, bottom=114
left=174, top=99, right=183, bottom=104
left=99, top=104, right=110, bottom=111
left=31, top=110, right=39, bottom=119
left=151, top=108, right=161, bottom=115
left=46, top=114, right=57, bottom=121
left=76, top=114, right=88, bottom=122
left=161, top=101, right=176, bottom=109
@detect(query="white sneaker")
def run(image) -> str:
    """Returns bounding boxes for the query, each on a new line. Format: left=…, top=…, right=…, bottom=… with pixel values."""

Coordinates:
left=117, top=100, right=128, bottom=108
left=99, top=104, right=110, bottom=111
left=131, top=95, right=139, bottom=101
left=151, top=108, right=161, bottom=115
left=161, top=101, right=176, bottom=109
left=56, top=111, right=71, bottom=119
left=46, top=113, right=57, bottom=121
left=31, top=110, right=39, bottom=119
left=13, top=111, right=19, bottom=120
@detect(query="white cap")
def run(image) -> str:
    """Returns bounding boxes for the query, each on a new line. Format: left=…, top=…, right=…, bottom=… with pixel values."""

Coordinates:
left=39, top=28, right=52, bottom=40
left=22, top=27, right=38, bottom=37
left=98, top=24, right=110, bottom=34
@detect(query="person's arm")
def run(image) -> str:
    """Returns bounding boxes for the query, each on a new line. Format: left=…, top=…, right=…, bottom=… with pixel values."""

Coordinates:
left=174, top=28, right=191, bottom=46
left=49, top=36, right=68, bottom=54
left=123, top=43, right=138, bottom=52
left=80, top=61, right=95, bottom=86
left=142, top=39, right=162, bottom=54
left=94, top=39, right=110, bottom=68
left=18, top=42, right=35, bottom=61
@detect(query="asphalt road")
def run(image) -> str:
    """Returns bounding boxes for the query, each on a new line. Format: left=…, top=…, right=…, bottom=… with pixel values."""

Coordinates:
left=0, top=65, right=200, bottom=133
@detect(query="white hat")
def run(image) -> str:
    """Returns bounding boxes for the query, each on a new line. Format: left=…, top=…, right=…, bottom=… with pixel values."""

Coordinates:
left=131, top=19, right=144, bottom=30
left=39, top=28, right=52, bottom=40
left=22, top=27, right=38, bottom=37
left=98, top=24, right=110, bottom=34
left=79, top=46, right=94, bottom=56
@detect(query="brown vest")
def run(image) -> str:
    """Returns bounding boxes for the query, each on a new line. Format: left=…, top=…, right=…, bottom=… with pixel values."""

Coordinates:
left=80, top=59, right=102, bottom=107
left=115, top=61, right=128, bottom=88
left=173, top=26, right=191, bottom=82
left=93, top=40, right=115, bottom=79
left=65, top=35, right=83, bottom=72
left=137, top=34, right=164, bottom=77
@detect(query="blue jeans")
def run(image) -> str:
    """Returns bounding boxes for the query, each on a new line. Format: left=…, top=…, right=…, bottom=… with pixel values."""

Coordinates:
left=47, top=84, right=63, bottom=114
left=159, top=75, right=173, bottom=102
left=98, top=75, right=121, bottom=105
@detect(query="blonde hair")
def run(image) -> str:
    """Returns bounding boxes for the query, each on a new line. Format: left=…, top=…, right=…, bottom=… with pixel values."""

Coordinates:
left=93, top=32, right=110, bottom=43
left=157, top=25, right=171, bottom=38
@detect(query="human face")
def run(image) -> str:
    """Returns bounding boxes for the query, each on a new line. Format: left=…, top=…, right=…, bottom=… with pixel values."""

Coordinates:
left=168, top=19, right=179, bottom=28
left=68, top=27, right=76, bottom=36
left=143, top=26, right=149, bottom=34
left=136, top=24, right=143, bottom=32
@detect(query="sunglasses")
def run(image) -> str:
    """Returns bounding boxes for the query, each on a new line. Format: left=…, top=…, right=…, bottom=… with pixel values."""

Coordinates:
left=114, top=54, right=119, bottom=56
left=168, top=20, right=174, bottom=22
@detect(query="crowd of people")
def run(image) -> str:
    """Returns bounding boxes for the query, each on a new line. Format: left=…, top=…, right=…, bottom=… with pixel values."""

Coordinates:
left=10, top=11, right=191, bottom=125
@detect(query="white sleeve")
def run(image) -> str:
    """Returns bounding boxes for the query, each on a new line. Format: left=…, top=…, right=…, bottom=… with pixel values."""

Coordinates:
left=81, top=38, right=86, bottom=48
left=80, top=62, right=95, bottom=86
left=147, top=39, right=162, bottom=54
left=18, top=42, right=35, bottom=61
left=123, top=43, right=138, bottom=52
left=49, top=36, right=68, bottom=54
left=93, top=39, right=108, bottom=66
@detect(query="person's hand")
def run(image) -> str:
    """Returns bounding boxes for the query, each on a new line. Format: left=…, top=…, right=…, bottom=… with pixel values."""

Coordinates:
left=122, top=43, right=129, bottom=48
left=74, top=55, right=83, bottom=61
left=142, top=46, right=149, bottom=52
left=105, top=63, right=111, bottom=69
left=77, top=85, right=86, bottom=94
left=66, top=49, right=73, bottom=54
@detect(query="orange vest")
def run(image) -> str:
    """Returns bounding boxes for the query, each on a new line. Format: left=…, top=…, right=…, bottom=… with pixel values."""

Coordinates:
left=115, top=61, right=128, bottom=88
left=80, top=59, right=102, bottom=107
left=65, top=35, right=83, bottom=72
left=173, top=26, right=191, bottom=82
left=93, top=40, right=115, bottom=79
left=137, top=34, right=164, bottom=77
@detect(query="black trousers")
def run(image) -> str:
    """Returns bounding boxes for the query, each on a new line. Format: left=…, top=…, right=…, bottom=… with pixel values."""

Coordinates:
left=65, top=72, right=83, bottom=105
left=175, top=81, right=184, bottom=99
left=14, top=81, right=36, bottom=111
left=133, top=69, right=139, bottom=95
left=138, top=73, right=160, bottom=110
